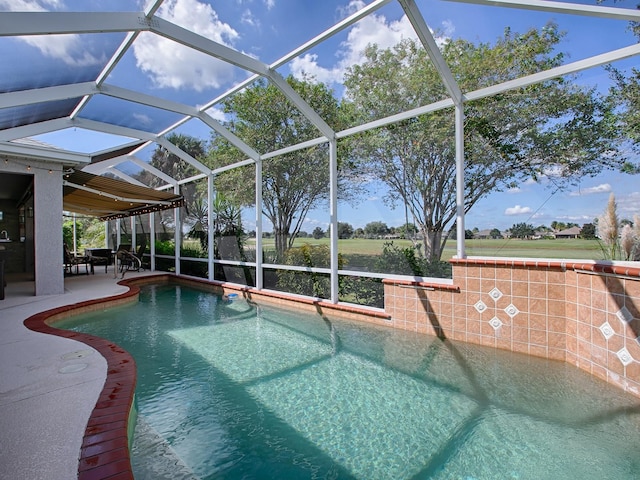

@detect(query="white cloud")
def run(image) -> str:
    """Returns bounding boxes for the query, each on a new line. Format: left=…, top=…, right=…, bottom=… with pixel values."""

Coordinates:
left=569, top=183, right=612, bottom=196
left=2, top=0, right=105, bottom=66
left=507, top=187, right=521, bottom=194
left=241, top=9, right=260, bottom=28
left=504, top=205, right=532, bottom=216
left=132, top=113, right=153, bottom=126
left=264, top=0, right=275, bottom=10
left=290, top=0, right=451, bottom=85
left=618, top=191, right=640, bottom=216
left=0, top=0, right=61, bottom=11
left=203, top=106, right=227, bottom=122
left=134, top=0, right=240, bottom=91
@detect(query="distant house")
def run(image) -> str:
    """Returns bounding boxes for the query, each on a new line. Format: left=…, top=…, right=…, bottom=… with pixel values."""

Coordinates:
left=474, top=229, right=504, bottom=239
left=474, top=229, right=493, bottom=239
left=554, top=226, right=582, bottom=239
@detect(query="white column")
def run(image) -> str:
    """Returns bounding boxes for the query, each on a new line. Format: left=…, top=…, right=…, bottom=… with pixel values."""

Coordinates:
left=455, top=104, right=466, bottom=259
left=174, top=184, right=181, bottom=275
left=207, top=173, right=214, bottom=281
left=150, top=213, right=156, bottom=271
left=255, top=158, right=263, bottom=290
left=329, top=139, right=338, bottom=303
left=130, top=215, right=136, bottom=251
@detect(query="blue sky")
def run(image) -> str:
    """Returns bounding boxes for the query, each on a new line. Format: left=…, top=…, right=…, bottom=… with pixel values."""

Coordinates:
left=5, top=0, right=639, bottom=232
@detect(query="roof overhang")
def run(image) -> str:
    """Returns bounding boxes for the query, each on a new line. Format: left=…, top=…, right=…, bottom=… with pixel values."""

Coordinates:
left=63, top=170, right=184, bottom=221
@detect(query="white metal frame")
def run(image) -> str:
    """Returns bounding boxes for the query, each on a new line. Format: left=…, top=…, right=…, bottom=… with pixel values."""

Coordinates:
left=0, top=0, right=638, bottom=303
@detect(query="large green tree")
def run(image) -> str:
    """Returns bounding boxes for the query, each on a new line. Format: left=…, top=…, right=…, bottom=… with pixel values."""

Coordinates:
left=343, top=25, right=622, bottom=262
left=205, top=76, right=357, bottom=260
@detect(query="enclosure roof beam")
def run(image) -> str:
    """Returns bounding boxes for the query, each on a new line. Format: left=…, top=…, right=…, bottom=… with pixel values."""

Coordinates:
left=150, top=16, right=268, bottom=76
left=464, top=43, right=640, bottom=103
left=0, top=11, right=148, bottom=36
left=155, top=137, right=212, bottom=176
left=398, top=0, right=463, bottom=106
left=446, top=0, right=640, bottom=21
left=150, top=16, right=335, bottom=142
left=0, top=118, right=73, bottom=142
left=0, top=82, right=95, bottom=109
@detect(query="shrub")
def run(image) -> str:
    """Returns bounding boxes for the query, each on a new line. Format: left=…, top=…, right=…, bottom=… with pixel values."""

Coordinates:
left=276, top=244, right=343, bottom=299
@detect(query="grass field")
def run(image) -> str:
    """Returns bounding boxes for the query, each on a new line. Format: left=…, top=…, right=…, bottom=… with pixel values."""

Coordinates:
left=248, top=237, right=606, bottom=261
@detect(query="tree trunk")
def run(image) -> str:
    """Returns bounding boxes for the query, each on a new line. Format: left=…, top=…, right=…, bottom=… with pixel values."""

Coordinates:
left=274, top=230, right=289, bottom=262
left=422, top=227, right=444, bottom=264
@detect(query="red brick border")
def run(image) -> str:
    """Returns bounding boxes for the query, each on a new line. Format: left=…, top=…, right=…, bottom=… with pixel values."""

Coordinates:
left=23, top=281, right=142, bottom=480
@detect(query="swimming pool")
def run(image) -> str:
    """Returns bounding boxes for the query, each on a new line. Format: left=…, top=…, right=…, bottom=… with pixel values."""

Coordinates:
left=60, top=283, right=640, bottom=480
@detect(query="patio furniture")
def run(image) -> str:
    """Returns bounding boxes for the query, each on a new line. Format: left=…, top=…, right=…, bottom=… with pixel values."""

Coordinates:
left=85, top=248, right=114, bottom=274
left=116, top=238, right=147, bottom=273
left=63, top=244, right=90, bottom=275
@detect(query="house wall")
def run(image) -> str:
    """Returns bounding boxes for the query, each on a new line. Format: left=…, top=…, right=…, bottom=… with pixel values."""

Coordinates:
left=384, top=258, right=640, bottom=398
left=33, top=163, right=64, bottom=295
left=2, top=158, right=64, bottom=295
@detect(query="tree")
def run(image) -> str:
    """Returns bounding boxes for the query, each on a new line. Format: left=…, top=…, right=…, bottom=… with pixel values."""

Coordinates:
left=205, top=76, right=356, bottom=261
left=489, top=228, right=503, bottom=239
left=364, top=221, right=389, bottom=238
left=141, top=133, right=207, bottom=241
left=337, top=222, right=354, bottom=239
left=465, top=229, right=475, bottom=239
left=509, top=223, right=535, bottom=239
left=607, top=68, right=640, bottom=157
left=397, top=222, right=418, bottom=238
left=63, top=219, right=83, bottom=250
left=580, top=223, right=597, bottom=239
left=343, top=25, right=621, bottom=262
left=312, top=226, right=325, bottom=239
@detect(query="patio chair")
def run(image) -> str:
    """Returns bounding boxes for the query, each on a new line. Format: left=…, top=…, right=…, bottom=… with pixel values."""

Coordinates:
left=115, top=244, right=134, bottom=273
left=85, top=248, right=113, bottom=274
left=63, top=243, right=90, bottom=275
left=116, top=237, right=146, bottom=274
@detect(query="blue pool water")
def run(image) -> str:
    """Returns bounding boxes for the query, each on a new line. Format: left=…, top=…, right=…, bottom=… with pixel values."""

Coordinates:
left=59, top=284, right=640, bottom=480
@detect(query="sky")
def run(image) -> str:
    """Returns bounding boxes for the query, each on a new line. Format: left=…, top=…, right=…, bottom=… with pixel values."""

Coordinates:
left=3, top=0, right=640, bottom=232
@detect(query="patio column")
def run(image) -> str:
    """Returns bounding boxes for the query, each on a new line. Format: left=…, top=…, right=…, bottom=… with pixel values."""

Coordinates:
left=149, top=212, right=156, bottom=271
left=34, top=162, right=64, bottom=295
left=207, top=173, right=214, bottom=281
left=255, top=157, right=263, bottom=290
left=455, top=104, right=466, bottom=259
left=329, top=139, right=338, bottom=303
left=174, top=184, right=181, bottom=275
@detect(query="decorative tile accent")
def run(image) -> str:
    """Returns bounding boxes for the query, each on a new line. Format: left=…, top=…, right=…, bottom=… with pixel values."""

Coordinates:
left=488, top=287, right=503, bottom=301
left=489, top=317, right=503, bottom=330
left=616, top=306, right=633, bottom=323
left=474, top=300, right=487, bottom=313
left=599, top=322, right=615, bottom=340
left=504, top=303, right=519, bottom=318
left=616, top=347, right=634, bottom=366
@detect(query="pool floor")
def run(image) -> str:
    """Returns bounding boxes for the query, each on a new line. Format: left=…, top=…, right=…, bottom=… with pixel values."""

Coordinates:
left=60, top=284, right=640, bottom=480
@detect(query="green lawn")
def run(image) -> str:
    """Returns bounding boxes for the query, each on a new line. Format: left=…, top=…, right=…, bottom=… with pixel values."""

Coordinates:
left=249, top=237, right=605, bottom=261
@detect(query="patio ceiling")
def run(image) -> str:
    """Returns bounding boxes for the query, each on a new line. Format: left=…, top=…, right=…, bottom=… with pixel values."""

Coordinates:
left=0, top=0, right=639, bottom=187
left=62, top=170, right=184, bottom=220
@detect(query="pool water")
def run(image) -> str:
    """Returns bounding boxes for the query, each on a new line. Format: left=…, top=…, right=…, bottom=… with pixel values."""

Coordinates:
left=60, top=284, right=640, bottom=480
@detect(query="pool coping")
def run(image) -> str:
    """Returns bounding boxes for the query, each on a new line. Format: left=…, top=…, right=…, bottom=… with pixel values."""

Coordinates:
left=23, top=279, right=141, bottom=480
left=22, top=273, right=392, bottom=479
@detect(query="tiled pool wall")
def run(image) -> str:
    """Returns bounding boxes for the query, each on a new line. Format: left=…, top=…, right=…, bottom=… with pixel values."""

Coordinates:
left=384, top=258, right=640, bottom=398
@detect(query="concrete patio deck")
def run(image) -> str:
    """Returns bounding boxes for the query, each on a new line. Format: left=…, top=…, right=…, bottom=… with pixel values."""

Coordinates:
left=0, top=269, right=153, bottom=480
